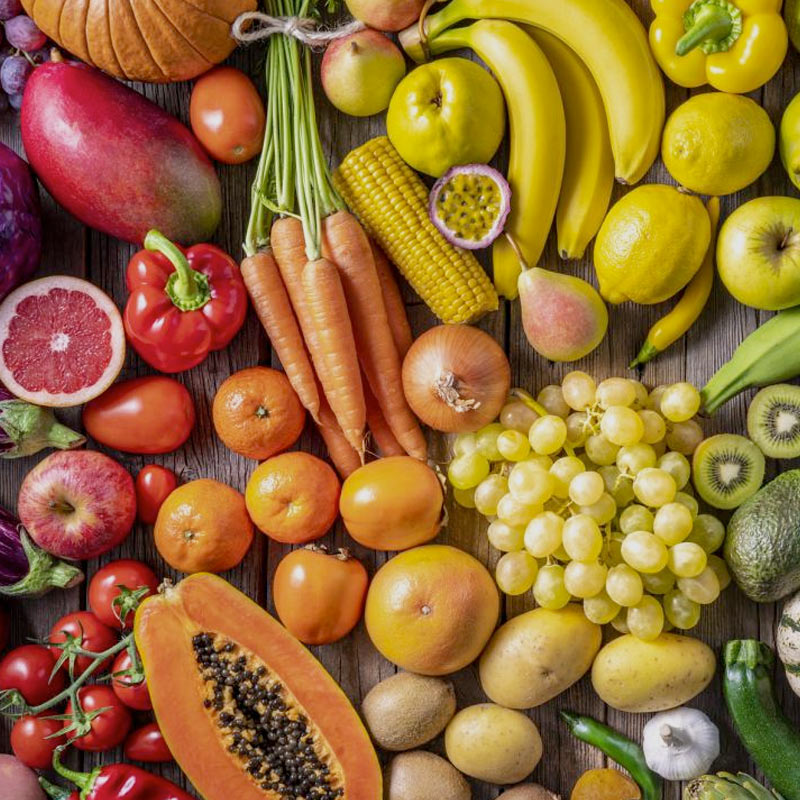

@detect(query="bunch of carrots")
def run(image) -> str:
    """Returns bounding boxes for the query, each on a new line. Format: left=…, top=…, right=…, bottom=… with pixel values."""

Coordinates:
left=239, top=0, right=426, bottom=477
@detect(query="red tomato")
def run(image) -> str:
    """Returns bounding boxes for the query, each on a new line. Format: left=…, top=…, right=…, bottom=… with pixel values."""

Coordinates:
left=0, top=645, right=65, bottom=705
left=82, top=376, right=196, bottom=455
left=190, top=66, right=266, bottom=164
left=135, top=465, right=178, bottom=525
left=111, top=649, right=151, bottom=711
left=49, top=611, right=117, bottom=675
left=65, top=685, right=132, bottom=752
left=88, top=559, right=159, bottom=630
left=0, top=604, right=9, bottom=651
left=124, top=721, right=172, bottom=763
left=11, top=714, right=65, bottom=768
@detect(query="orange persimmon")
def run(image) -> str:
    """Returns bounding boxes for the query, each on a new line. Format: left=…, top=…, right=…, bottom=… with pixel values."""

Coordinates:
left=272, top=547, right=368, bottom=645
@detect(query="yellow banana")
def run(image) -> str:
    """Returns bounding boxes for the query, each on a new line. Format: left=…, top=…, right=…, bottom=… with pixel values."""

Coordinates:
left=528, top=28, right=614, bottom=261
left=427, top=20, right=565, bottom=299
left=400, top=0, right=665, bottom=185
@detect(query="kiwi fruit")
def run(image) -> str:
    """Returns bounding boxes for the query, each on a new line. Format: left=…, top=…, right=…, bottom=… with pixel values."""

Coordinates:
left=362, top=672, right=456, bottom=751
left=384, top=751, right=470, bottom=800
left=692, top=434, right=765, bottom=510
left=498, top=786, right=560, bottom=800
left=747, top=384, right=800, bottom=458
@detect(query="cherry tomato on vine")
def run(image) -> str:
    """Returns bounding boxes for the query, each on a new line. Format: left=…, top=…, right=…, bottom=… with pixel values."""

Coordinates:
left=111, top=649, right=151, bottom=711
left=64, top=685, right=131, bottom=752
left=0, top=645, right=65, bottom=705
left=124, top=721, right=172, bottom=763
left=190, top=66, right=266, bottom=164
left=135, top=466, right=178, bottom=525
left=49, top=611, right=117, bottom=675
left=11, top=714, right=65, bottom=768
left=88, top=559, right=159, bottom=630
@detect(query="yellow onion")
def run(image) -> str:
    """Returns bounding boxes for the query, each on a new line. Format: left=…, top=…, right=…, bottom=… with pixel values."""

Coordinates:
left=401, top=325, right=510, bottom=433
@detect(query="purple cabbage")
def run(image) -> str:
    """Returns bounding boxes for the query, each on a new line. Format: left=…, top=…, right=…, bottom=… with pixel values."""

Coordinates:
left=0, top=141, right=41, bottom=299
left=0, top=381, right=85, bottom=458
left=0, top=504, right=82, bottom=597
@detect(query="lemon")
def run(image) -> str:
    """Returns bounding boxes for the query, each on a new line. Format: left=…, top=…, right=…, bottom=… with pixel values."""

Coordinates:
left=594, top=185, right=711, bottom=305
left=662, top=93, right=775, bottom=196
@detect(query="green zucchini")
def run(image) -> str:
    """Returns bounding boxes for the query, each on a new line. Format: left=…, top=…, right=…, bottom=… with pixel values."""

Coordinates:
left=723, top=640, right=800, bottom=800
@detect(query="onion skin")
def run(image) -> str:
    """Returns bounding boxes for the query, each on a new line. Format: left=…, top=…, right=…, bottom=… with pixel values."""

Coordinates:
left=402, top=325, right=510, bottom=433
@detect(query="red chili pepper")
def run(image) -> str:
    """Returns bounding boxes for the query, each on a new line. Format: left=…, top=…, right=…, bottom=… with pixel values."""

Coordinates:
left=123, top=229, right=248, bottom=373
left=53, top=748, right=194, bottom=800
left=124, top=721, right=173, bottom=763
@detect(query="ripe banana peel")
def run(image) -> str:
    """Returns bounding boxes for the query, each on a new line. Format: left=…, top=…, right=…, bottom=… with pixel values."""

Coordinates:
left=701, top=306, right=800, bottom=413
left=426, top=20, right=566, bottom=299
left=399, top=0, right=665, bottom=185
left=529, top=27, right=614, bottom=260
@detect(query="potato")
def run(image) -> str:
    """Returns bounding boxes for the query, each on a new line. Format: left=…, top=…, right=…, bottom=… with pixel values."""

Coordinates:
left=571, top=768, right=640, bottom=800
left=479, top=604, right=601, bottom=708
left=591, top=633, right=715, bottom=712
left=445, top=703, right=542, bottom=785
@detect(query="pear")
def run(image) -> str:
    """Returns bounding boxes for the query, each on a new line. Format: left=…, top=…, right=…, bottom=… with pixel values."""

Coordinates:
left=518, top=267, right=608, bottom=362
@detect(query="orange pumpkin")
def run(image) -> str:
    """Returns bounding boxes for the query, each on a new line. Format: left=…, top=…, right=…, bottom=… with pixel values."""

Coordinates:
left=20, top=0, right=256, bottom=83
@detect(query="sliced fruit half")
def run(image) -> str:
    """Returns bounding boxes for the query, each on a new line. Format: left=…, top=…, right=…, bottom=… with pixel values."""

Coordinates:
left=429, top=164, right=511, bottom=250
left=135, top=572, right=382, bottom=800
left=0, top=276, right=125, bottom=407
left=692, top=433, right=765, bottom=510
left=747, top=384, right=800, bottom=459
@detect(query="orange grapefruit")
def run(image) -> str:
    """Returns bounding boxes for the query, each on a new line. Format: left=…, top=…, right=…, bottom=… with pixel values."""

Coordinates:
left=0, top=276, right=125, bottom=407
left=364, top=544, right=500, bottom=675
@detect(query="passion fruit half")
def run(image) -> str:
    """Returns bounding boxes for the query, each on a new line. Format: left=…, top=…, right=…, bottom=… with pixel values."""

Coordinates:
left=429, top=164, right=511, bottom=250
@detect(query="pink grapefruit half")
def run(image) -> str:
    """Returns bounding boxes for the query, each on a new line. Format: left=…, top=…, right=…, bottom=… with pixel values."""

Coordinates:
left=0, top=276, right=125, bottom=407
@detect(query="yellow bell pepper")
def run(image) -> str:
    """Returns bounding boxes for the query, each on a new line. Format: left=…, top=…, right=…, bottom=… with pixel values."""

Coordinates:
left=650, top=0, right=787, bottom=93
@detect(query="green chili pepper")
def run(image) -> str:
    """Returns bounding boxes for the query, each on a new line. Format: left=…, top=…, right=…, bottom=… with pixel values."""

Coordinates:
left=561, top=710, right=663, bottom=800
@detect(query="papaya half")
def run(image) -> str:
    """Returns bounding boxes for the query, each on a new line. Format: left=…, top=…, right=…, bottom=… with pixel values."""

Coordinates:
left=134, top=573, right=382, bottom=800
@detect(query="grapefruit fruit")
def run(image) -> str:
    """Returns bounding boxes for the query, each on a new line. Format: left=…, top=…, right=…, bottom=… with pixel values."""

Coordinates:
left=0, top=276, right=125, bottom=407
left=365, top=544, right=500, bottom=675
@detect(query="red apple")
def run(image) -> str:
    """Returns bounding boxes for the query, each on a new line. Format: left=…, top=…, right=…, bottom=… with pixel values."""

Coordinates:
left=344, top=0, right=425, bottom=31
left=17, top=450, right=136, bottom=560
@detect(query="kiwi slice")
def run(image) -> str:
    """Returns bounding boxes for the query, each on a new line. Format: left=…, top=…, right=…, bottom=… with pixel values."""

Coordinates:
left=692, top=434, right=765, bottom=510
left=747, top=384, right=800, bottom=459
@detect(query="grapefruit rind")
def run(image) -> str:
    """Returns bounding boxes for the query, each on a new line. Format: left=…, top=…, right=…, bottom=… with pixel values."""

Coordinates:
left=0, top=275, right=125, bottom=407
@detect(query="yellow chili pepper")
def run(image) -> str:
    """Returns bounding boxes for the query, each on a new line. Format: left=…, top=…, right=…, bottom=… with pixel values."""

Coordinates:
left=649, top=0, right=787, bottom=93
left=631, top=197, right=720, bottom=368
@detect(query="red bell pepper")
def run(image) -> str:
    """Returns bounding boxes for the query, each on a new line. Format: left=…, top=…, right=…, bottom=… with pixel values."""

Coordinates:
left=124, top=229, right=248, bottom=373
left=52, top=748, right=194, bottom=800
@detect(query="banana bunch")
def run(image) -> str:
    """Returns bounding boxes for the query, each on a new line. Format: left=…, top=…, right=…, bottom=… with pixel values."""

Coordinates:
left=685, top=772, right=784, bottom=800
left=399, top=0, right=665, bottom=299
left=702, top=307, right=800, bottom=413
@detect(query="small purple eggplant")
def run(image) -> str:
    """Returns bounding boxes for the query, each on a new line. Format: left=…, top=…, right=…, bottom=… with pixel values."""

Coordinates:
left=0, top=381, right=84, bottom=458
left=0, top=504, right=82, bottom=597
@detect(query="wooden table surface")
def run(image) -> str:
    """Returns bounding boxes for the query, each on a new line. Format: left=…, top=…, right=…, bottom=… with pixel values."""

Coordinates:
left=2, top=2, right=799, bottom=798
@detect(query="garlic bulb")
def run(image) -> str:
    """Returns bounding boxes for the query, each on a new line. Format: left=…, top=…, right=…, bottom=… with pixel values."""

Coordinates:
left=642, top=707, right=719, bottom=781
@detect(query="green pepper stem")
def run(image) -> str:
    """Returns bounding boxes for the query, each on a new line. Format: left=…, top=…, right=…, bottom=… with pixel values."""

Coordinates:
left=144, top=229, right=211, bottom=312
left=52, top=747, right=94, bottom=792
left=630, top=340, right=659, bottom=369
left=677, top=0, right=742, bottom=55
left=39, top=776, right=74, bottom=800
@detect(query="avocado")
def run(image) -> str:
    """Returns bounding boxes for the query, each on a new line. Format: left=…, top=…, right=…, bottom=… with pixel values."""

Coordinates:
left=724, top=469, right=800, bottom=602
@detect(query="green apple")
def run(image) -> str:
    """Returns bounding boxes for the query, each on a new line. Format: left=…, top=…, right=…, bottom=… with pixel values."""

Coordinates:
left=717, top=196, right=800, bottom=310
left=321, top=30, right=406, bottom=118
left=781, top=90, right=800, bottom=191
left=386, top=57, right=505, bottom=177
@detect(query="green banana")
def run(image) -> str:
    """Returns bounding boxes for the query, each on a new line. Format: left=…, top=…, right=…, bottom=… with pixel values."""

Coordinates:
left=701, top=307, right=800, bottom=413
left=684, top=772, right=784, bottom=800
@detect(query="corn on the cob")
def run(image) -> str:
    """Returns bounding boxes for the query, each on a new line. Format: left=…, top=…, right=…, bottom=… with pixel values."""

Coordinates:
left=333, top=136, right=499, bottom=324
